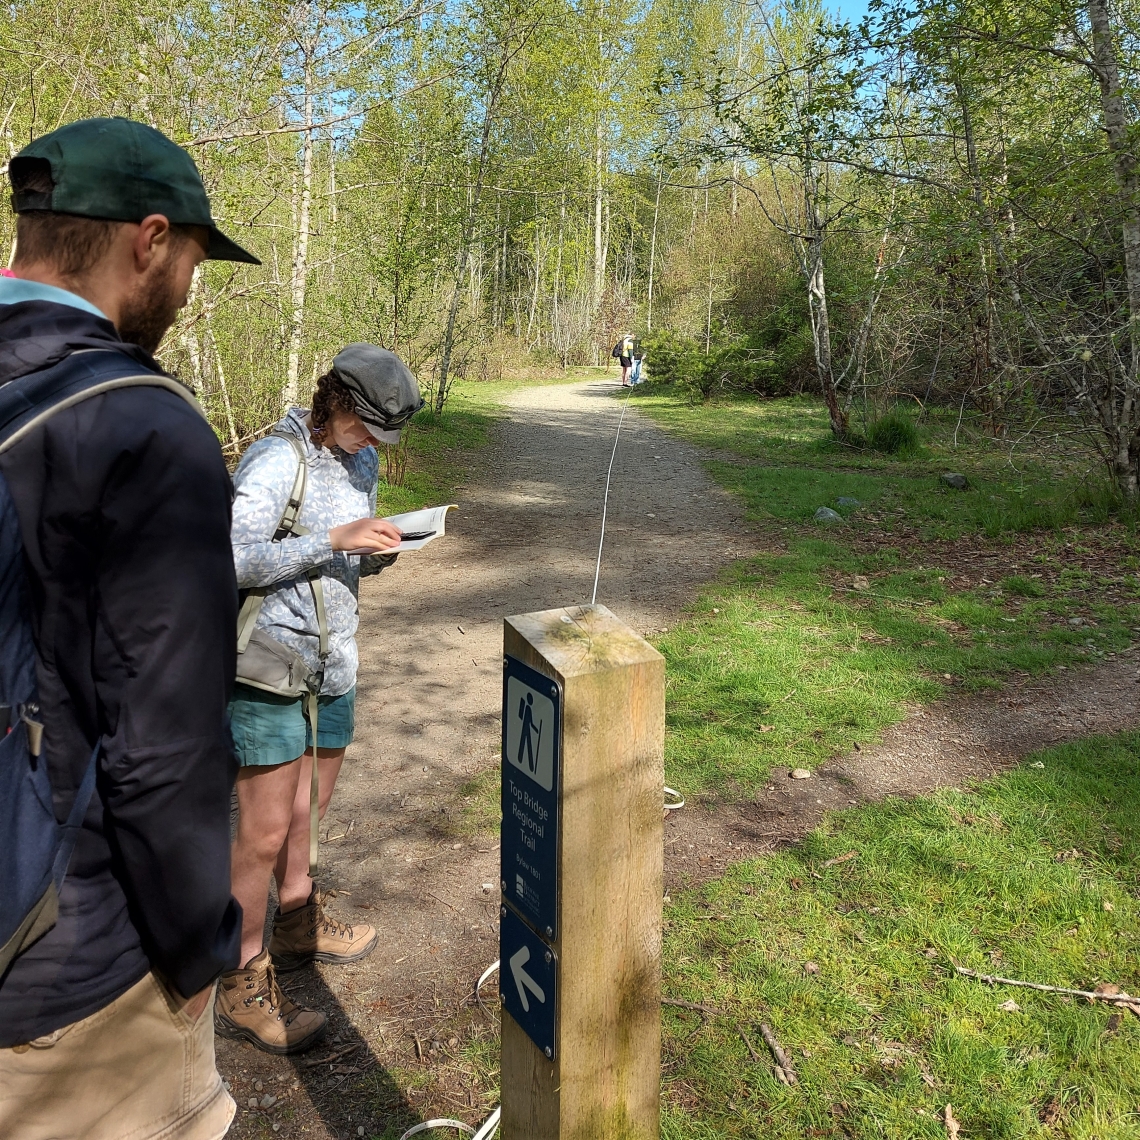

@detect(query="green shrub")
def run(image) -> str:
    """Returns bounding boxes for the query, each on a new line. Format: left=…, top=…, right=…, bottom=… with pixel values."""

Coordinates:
left=638, top=330, right=703, bottom=389
left=866, top=411, right=920, bottom=455
left=640, top=330, right=794, bottom=400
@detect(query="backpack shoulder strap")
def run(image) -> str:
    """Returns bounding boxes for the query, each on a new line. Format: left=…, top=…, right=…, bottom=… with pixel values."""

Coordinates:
left=0, top=352, right=203, bottom=456
left=269, top=431, right=310, bottom=540
left=236, top=430, right=320, bottom=654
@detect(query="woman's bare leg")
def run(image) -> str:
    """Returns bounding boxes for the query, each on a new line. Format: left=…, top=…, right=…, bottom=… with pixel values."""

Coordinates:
left=231, top=760, right=303, bottom=967
left=275, top=748, right=346, bottom=912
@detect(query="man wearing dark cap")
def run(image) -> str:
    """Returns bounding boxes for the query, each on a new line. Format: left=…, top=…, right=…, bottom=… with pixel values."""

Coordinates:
left=0, top=117, right=258, bottom=1138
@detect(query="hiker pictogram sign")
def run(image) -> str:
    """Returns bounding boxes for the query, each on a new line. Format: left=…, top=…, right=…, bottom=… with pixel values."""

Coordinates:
left=501, top=655, right=560, bottom=941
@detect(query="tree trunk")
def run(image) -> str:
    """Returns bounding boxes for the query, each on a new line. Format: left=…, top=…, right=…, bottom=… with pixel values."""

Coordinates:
left=207, top=322, right=240, bottom=450
left=284, top=75, right=314, bottom=409
left=1086, top=0, right=1140, bottom=495
left=435, top=44, right=513, bottom=413
left=704, top=184, right=713, bottom=354
left=800, top=156, right=845, bottom=438
left=807, top=234, right=845, bottom=437
left=1088, top=0, right=1140, bottom=349
left=593, top=113, right=606, bottom=315
left=647, top=170, right=661, bottom=332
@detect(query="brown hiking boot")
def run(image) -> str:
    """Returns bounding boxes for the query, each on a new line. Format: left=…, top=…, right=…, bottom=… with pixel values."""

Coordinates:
left=213, top=948, right=327, bottom=1055
left=269, top=888, right=379, bottom=971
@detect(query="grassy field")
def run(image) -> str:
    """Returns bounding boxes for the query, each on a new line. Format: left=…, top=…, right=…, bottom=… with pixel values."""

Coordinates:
left=660, top=732, right=1140, bottom=1140
left=627, top=388, right=1140, bottom=797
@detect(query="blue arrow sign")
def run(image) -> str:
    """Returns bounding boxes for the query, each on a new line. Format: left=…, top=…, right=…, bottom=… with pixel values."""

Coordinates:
left=500, top=902, right=557, bottom=1059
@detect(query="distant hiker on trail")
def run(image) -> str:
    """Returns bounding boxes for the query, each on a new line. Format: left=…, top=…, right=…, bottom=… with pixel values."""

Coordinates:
left=0, top=118, right=259, bottom=1139
left=631, top=350, right=645, bottom=385
left=219, top=344, right=424, bottom=1055
left=612, top=333, right=637, bottom=386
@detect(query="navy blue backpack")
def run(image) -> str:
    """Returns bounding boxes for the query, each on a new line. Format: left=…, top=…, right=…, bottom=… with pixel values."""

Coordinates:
left=0, top=349, right=201, bottom=975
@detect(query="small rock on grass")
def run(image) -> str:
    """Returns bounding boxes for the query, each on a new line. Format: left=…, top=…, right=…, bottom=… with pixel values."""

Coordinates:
left=999, top=999, right=1021, bottom=1013
left=814, top=506, right=844, bottom=523
left=804, top=961, right=821, bottom=975
left=790, top=768, right=812, bottom=780
left=852, top=575, right=870, bottom=590
left=836, top=496, right=861, bottom=507
left=941, top=472, right=969, bottom=490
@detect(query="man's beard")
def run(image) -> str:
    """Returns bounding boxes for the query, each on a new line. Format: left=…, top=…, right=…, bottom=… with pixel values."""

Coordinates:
left=118, top=255, right=182, bottom=354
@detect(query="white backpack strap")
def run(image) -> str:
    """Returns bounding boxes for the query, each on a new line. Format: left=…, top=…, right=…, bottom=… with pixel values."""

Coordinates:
left=235, top=433, right=311, bottom=651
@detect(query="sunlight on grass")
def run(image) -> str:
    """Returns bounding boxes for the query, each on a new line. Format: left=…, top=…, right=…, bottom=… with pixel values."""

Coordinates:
left=657, top=545, right=1140, bottom=796
left=661, top=731, right=1140, bottom=1139
left=632, top=387, right=1127, bottom=539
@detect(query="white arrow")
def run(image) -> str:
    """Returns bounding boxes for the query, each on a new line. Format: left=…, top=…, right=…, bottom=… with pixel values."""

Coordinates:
left=509, top=944, right=546, bottom=1013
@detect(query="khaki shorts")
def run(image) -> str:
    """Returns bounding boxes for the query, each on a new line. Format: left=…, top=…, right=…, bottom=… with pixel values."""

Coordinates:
left=0, top=972, right=235, bottom=1140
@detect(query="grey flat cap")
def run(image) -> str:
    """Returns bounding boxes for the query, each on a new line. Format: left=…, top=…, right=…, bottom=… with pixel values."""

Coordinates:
left=330, top=343, right=425, bottom=443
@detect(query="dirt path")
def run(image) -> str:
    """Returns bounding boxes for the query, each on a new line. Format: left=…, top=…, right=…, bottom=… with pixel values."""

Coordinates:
left=665, top=655, right=1140, bottom=888
left=218, top=379, right=1140, bottom=1139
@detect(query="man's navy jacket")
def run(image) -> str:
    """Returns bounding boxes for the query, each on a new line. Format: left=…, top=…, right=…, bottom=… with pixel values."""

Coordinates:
left=0, top=291, right=241, bottom=1045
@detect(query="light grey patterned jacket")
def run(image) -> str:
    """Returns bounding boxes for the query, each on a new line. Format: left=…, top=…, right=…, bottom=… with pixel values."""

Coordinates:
left=231, top=408, right=393, bottom=697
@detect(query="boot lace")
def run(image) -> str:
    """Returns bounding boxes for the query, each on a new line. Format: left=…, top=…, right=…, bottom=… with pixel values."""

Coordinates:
left=245, top=964, right=306, bottom=1026
left=312, top=895, right=356, bottom=941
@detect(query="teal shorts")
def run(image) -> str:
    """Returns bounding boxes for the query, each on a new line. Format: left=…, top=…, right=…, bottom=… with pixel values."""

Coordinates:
left=229, top=684, right=356, bottom=768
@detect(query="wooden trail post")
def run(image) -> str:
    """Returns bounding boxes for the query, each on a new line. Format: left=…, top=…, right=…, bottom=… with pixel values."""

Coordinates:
left=499, top=604, right=664, bottom=1140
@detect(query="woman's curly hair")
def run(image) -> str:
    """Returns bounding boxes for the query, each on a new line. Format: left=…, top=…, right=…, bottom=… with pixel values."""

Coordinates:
left=309, top=371, right=358, bottom=446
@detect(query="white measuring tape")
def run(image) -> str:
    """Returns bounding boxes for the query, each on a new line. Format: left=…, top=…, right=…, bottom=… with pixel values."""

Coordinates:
left=590, top=381, right=635, bottom=606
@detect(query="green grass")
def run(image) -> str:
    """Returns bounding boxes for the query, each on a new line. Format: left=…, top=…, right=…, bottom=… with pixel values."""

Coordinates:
left=632, top=389, right=1124, bottom=539
left=618, top=388, right=1140, bottom=796
left=660, top=731, right=1140, bottom=1139
left=658, top=545, right=1140, bottom=796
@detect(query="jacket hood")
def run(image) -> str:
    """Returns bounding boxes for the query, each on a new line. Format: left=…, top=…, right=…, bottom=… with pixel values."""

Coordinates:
left=0, top=299, right=163, bottom=384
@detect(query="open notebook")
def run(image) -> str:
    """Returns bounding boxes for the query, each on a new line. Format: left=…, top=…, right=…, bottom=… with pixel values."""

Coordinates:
left=346, top=504, right=457, bottom=554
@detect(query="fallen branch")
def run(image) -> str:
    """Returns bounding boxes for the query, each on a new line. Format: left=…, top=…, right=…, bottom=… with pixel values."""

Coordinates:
left=954, top=965, right=1139, bottom=1005
left=662, top=998, right=726, bottom=1018
left=758, top=1022, right=799, bottom=1086
left=739, top=1026, right=762, bottom=1064
left=302, top=1042, right=361, bottom=1068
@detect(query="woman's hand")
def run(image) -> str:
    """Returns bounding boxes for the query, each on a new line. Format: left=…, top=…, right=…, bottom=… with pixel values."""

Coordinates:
left=330, top=517, right=403, bottom=553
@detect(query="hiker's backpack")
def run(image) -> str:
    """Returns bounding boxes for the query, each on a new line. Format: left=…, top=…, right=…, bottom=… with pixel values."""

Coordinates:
left=611, top=340, right=623, bottom=359
left=0, top=349, right=202, bottom=976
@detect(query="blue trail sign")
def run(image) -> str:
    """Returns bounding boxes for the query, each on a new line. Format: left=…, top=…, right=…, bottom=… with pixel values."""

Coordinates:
left=500, top=901, right=557, bottom=1059
left=501, top=655, right=560, bottom=941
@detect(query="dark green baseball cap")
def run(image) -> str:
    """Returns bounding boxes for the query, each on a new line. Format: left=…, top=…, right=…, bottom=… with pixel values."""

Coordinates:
left=9, top=116, right=260, bottom=264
